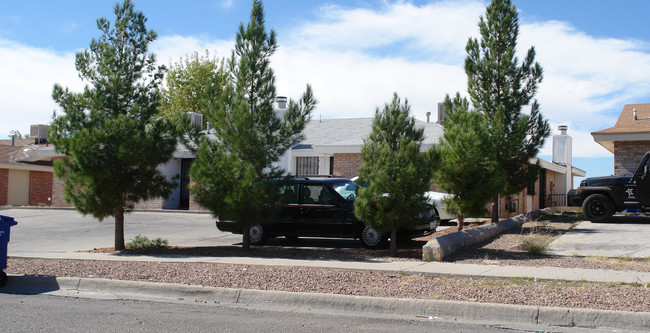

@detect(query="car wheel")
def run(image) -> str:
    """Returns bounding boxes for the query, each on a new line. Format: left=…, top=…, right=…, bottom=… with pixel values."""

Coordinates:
left=582, top=194, right=614, bottom=222
left=0, top=270, right=7, bottom=287
left=360, top=226, right=387, bottom=249
left=249, top=224, right=268, bottom=245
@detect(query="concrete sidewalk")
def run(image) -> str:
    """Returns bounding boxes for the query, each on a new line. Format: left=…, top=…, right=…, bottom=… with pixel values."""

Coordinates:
left=13, top=250, right=650, bottom=284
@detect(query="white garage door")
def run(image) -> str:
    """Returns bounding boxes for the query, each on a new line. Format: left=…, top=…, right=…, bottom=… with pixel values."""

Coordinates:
left=8, top=169, right=30, bottom=206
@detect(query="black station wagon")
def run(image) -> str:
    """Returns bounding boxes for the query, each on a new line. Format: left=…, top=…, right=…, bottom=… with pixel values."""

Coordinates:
left=215, top=177, right=437, bottom=248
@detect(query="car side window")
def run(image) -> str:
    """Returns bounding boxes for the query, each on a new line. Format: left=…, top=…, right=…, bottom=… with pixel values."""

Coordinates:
left=302, top=184, right=330, bottom=204
left=278, top=184, right=298, bottom=204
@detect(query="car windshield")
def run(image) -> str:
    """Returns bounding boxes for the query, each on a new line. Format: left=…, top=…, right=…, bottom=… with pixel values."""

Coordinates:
left=330, top=180, right=357, bottom=201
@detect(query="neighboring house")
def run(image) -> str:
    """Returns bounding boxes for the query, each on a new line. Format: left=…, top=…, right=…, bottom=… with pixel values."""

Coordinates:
left=285, top=117, right=444, bottom=178
left=591, top=103, right=650, bottom=175
left=29, top=101, right=586, bottom=218
left=286, top=117, right=585, bottom=218
left=0, top=134, right=55, bottom=207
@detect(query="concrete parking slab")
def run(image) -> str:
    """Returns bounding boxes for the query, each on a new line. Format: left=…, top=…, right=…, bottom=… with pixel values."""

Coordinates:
left=548, top=215, right=650, bottom=258
left=1, top=208, right=240, bottom=257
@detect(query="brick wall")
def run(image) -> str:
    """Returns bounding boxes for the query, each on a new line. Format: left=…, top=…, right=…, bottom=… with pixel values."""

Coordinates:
left=28, top=171, right=53, bottom=206
left=0, top=169, right=7, bottom=206
left=332, top=153, right=362, bottom=179
left=51, top=157, right=71, bottom=207
left=132, top=198, right=165, bottom=210
left=188, top=194, right=208, bottom=211
left=614, top=141, right=650, bottom=175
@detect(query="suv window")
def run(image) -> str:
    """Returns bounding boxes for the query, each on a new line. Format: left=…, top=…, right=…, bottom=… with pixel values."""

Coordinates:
left=302, top=184, right=330, bottom=204
left=330, top=180, right=357, bottom=201
left=277, top=184, right=298, bottom=204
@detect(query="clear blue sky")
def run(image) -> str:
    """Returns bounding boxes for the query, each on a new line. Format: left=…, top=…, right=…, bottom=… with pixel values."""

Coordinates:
left=3, top=0, right=650, bottom=184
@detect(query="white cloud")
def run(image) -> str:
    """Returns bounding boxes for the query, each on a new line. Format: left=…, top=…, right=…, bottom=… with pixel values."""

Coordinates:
left=291, top=1, right=484, bottom=62
left=3, top=0, right=650, bottom=163
left=0, top=38, right=82, bottom=137
left=152, top=35, right=234, bottom=66
left=220, top=0, right=234, bottom=10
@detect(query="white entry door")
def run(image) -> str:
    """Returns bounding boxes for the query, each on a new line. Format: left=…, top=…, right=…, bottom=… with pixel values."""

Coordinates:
left=8, top=169, right=29, bottom=206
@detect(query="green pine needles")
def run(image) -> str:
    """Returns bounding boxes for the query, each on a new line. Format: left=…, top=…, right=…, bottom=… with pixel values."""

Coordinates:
left=49, top=0, right=180, bottom=251
left=461, top=0, right=550, bottom=221
left=431, top=94, right=503, bottom=231
left=355, top=93, right=434, bottom=255
left=189, top=0, right=317, bottom=250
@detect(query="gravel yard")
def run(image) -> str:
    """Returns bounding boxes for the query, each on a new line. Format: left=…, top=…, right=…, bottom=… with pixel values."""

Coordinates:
left=6, top=211, right=650, bottom=312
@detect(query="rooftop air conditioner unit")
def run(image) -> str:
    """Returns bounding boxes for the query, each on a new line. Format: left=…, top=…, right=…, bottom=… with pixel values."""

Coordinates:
left=186, top=112, right=203, bottom=129
left=30, top=124, right=50, bottom=140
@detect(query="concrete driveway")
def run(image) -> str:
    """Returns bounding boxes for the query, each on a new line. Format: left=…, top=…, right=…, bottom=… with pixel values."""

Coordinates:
left=1, top=208, right=241, bottom=257
left=548, top=215, right=650, bottom=258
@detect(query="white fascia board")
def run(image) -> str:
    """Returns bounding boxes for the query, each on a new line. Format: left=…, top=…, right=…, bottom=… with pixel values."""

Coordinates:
left=311, top=145, right=361, bottom=154
left=172, top=150, right=196, bottom=159
left=531, top=157, right=567, bottom=174
left=572, top=167, right=587, bottom=177
left=0, top=163, right=54, bottom=172
left=592, top=132, right=650, bottom=142
left=591, top=133, right=650, bottom=154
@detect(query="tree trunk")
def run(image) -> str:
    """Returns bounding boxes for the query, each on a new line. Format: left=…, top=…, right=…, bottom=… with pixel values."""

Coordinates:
left=115, top=207, right=125, bottom=251
left=491, top=195, right=499, bottom=222
left=457, top=214, right=464, bottom=232
left=389, top=228, right=397, bottom=257
left=242, top=226, right=251, bottom=251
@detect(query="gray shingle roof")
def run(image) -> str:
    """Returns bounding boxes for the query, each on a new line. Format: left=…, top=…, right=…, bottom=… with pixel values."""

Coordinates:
left=298, top=117, right=444, bottom=148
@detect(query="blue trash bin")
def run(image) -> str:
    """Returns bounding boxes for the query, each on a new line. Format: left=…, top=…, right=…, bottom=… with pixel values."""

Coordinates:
left=0, top=215, right=18, bottom=287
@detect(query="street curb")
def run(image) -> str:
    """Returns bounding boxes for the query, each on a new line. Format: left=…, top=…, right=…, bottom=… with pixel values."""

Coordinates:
left=2, top=275, right=648, bottom=331
left=422, top=208, right=556, bottom=261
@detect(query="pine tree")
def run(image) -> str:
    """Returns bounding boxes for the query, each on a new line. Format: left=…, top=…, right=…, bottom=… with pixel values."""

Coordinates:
left=432, top=94, right=503, bottom=231
left=465, top=0, right=550, bottom=220
left=49, top=0, right=179, bottom=251
left=355, top=93, right=433, bottom=256
left=190, top=0, right=316, bottom=251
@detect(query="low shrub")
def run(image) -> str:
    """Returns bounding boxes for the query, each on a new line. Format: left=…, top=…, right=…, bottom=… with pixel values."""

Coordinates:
left=127, top=235, right=169, bottom=251
left=521, top=234, right=552, bottom=256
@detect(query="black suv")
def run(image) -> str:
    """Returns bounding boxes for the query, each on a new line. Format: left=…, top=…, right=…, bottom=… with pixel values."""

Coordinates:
left=575, top=151, right=650, bottom=222
left=216, top=177, right=437, bottom=248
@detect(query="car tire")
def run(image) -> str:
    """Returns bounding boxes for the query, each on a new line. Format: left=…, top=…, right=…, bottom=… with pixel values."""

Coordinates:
left=249, top=224, right=268, bottom=245
left=360, top=226, right=387, bottom=249
left=0, top=270, right=7, bottom=287
left=582, top=194, right=614, bottom=222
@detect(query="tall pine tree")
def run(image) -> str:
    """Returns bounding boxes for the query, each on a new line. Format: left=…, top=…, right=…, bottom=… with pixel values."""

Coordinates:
left=465, top=0, right=550, bottom=220
left=49, top=0, right=179, bottom=251
left=355, top=93, right=434, bottom=256
left=190, top=0, right=316, bottom=250
left=432, top=94, right=503, bottom=231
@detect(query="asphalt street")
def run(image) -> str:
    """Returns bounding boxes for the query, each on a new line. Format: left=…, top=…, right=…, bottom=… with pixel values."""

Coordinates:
left=0, top=290, right=633, bottom=333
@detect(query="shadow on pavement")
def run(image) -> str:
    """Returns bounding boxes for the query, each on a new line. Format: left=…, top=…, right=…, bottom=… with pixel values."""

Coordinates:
left=599, top=214, right=650, bottom=224
left=93, top=237, right=428, bottom=262
left=0, top=275, right=60, bottom=295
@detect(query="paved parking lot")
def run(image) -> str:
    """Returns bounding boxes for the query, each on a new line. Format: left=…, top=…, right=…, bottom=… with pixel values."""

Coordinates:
left=548, top=215, right=650, bottom=258
left=3, top=208, right=650, bottom=259
left=1, top=208, right=239, bottom=257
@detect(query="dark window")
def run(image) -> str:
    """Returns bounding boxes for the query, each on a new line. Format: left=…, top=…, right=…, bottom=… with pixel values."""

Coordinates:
left=296, top=156, right=318, bottom=175
left=527, top=180, right=536, bottom=195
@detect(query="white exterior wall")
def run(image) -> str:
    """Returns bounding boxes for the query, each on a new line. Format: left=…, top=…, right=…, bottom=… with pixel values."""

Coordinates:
left=159, top=158, right=182, bottom=209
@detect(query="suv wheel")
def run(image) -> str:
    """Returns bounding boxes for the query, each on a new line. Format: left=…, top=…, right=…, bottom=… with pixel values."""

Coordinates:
left=582, top=194, right=614, bottom=222
left=360, top=226, right=387, bottom=249
left=249, top=224, right=268, bottom=245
